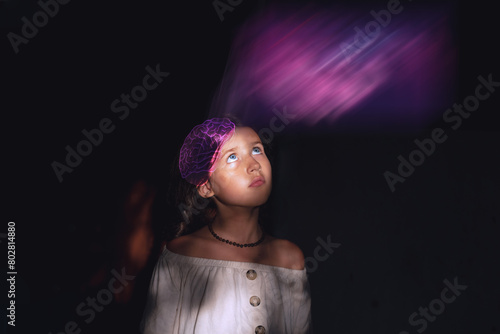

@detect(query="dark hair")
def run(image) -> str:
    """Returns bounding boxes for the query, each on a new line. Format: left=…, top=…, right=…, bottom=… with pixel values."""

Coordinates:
left=167, top=114, right=275, bottom=239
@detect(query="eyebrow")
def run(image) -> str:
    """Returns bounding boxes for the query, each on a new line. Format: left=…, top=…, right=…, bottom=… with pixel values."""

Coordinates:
left=221, top=141, right=263, bottom=155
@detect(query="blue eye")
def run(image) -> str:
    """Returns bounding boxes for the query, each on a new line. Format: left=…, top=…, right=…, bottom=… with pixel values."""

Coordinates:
left=227, top=154, right=237, bottom=163
left=226, top=147, right=262, bottom=163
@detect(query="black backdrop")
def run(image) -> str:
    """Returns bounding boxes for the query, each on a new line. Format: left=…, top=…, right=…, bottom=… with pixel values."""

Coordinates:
left=2, top=0, right=499, bottom=333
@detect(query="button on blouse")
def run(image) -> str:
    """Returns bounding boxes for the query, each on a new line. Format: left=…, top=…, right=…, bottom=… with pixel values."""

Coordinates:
left=250, top=295, right=261, bottom=307
left=255, top=325, right=266, bottom=333
left=246, top=269, right=257, bottom=280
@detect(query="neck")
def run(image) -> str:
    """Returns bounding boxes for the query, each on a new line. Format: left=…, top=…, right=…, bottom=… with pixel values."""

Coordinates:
left=210, top=206, right=263, bottom=244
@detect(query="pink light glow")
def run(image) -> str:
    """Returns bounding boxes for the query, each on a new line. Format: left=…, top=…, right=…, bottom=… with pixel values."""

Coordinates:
left=209, top=4, right=457, bottom=131
left=179, top=118, right=235, bottom=186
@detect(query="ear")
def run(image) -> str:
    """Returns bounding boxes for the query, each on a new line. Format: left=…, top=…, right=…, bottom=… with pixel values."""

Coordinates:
left=197, top=181, right=214, bottom=198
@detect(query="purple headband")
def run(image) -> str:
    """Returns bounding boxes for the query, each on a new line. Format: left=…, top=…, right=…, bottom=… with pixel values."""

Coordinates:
left=179, top=118, right=236, bottom=187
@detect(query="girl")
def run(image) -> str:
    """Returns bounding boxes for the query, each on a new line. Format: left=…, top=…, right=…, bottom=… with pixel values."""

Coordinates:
left=140, top=116, right=312, bottom=333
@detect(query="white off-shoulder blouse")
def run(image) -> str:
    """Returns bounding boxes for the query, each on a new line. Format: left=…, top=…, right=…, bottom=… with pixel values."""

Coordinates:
left=140, top=246, right=313, bottom=333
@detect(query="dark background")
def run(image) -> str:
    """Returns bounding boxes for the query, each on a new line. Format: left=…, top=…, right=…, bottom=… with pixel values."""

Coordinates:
left=2, top=0, right=499, bottom=333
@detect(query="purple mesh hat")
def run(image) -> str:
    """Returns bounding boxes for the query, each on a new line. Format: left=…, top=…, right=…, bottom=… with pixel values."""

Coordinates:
left=179, top=118, right=236, bottom=187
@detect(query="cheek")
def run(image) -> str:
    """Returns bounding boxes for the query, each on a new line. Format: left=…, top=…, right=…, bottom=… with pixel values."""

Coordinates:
left=211, top=170, right=241, bottom=193
left=225, top=169, right=248, bottom=188
left=264, top=163, right=273, bottom=185
left=260, top=157, right=272, bottom=174
left=264, top=158, right=272, bottom=171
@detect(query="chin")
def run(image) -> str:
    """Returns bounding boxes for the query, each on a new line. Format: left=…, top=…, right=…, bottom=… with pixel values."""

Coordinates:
left=254, top=192, right=272, bottom=207
left=240, top=192, right=271, bottom=207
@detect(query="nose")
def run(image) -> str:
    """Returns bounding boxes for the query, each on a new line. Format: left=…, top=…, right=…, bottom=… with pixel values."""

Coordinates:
left=247, top=156, right=262, bottom=173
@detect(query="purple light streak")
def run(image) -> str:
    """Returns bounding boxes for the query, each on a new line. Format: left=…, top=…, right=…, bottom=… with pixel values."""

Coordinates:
left=179, top=118, right=235, bottom=186
left=209, top=4, right=457, bottom=132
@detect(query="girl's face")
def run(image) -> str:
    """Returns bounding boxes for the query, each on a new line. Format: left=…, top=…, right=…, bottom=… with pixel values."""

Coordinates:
left=202, top=126, right=272, bottom=207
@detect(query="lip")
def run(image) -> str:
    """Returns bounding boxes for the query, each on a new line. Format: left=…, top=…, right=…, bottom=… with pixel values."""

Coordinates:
left=249, top=176, right=265, bottom=187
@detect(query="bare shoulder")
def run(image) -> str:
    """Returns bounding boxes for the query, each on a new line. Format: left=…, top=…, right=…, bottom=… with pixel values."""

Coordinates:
left=166, top=234, right=202, bottom=257
left=268, top=237, right=305, bottom=270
